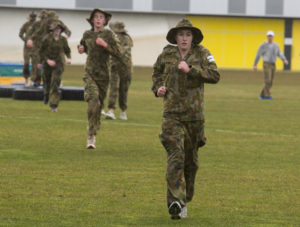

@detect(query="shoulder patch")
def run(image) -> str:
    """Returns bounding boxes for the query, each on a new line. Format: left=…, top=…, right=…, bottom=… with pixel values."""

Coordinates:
left=207, top=55, right=215, bottom=62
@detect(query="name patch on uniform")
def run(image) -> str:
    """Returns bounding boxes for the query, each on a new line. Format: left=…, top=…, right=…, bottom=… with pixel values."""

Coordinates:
left=207, top=55, right=215, bottom=62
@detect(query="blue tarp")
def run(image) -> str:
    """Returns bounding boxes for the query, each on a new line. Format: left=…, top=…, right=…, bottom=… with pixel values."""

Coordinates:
left=0, top=62, right=24, bottom=67
left=0, top=62, right=31, bottom=77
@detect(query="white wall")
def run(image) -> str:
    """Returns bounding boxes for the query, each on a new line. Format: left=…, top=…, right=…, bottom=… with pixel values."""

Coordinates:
left=190, top=0, right=228, bottom=15
left=0, top=8, right=182, bottom=66
left=246, top=0, right=265, bottom=16
left=284, top=0, right=300, bottom=17
left=2, top=0, right=300, bottom=18
left=16, top=0, right=76, bottom=9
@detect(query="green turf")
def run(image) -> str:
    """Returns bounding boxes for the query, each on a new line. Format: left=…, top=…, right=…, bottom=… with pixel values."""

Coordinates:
left=0, top=66, right=299, bottom=226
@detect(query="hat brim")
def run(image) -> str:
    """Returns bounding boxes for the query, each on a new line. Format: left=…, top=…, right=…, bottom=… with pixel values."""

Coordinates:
left=166, top=26, right=203, bottom=44
left=87, top=8, right=112, bottom=27
left=109, top=22, right=127, bottom=33
left=50, top=25, right=64, bottom=33
left=109, top=27, right=126, bottom=33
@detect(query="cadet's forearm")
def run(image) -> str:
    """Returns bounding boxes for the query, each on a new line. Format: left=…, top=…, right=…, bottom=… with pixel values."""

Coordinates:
left=152, top=68, right=165, bottom=96
left=187, top=67, right=220, bottom=84
left=107, top=44, right=126, bottom=66
left=19, top=33, right=25, bottom=41
left=151, top=56, right=165, bottom=95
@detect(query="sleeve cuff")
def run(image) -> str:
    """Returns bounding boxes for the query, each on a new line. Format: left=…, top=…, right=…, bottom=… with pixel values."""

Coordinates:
left=187, top=67, right=201, bottom=79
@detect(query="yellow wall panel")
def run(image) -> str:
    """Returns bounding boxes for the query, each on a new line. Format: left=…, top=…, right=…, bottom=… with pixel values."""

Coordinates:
left=246, top=18, right=270, bottom=32
left=191, top=16, right=224, bottom=31
left=224, top=18, right=245, bottom=32
left=245, top=34, right=265, bottom=68
left=223, top=33, right=245, bottom=67
left=187, top=16, right=285, bottom=70
left=292, top=20, right=300, bottom=71
left=201, top=32, right=224, bottom=66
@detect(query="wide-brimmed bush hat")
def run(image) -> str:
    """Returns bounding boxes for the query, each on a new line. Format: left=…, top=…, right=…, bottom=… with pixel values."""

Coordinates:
left=109, top=21, right=126, bottom=33
left=38, top=9, right=48, bottom=19
left=47, top=10, right=59, bottom=20
left=86, top=8, right=112, bottom=27
left=49, top=21, right=64, bottom=32
left=166, top=18, right=203, bottom=44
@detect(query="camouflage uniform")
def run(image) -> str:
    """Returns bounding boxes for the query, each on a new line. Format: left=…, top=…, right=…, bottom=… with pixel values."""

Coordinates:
left=47, top=11, right=71, bottom=38
left=26, top=10, right=48, bottom=84
left=108, top=22, right=133, bottom=111
left=39, top=22, right=71, bottom=109
left=152, top=19, right=220, bottom=210
left=19, top=12, right=36, bottom=79
left=28, top=10, right=71, bottom=85
left=80, top=28, right=123, bottom=136
left=31, top=11, right=71, bottom=47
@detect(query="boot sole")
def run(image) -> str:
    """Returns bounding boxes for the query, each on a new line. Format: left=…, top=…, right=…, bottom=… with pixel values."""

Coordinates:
left=169, top=201, right=181, bottom=220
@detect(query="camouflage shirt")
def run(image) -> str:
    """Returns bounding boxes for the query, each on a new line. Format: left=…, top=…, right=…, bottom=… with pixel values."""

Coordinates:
left=26, top=20, right=44, bottom=49
left=39, top=33, right=71, bottom=65
left=111, top=32, right=133, bottom=67
left=28, top=19, right=71, bottom=49
left=80, top=28, right=123, bottom=80
left=152, top=44, right=220, bottom=121
left=19, top=21, right=35, bottom=42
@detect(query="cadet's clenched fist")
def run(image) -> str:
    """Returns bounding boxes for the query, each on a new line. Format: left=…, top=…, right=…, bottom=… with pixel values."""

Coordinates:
left=178, top=61, right=190, bottom=73
left=96, top=37, right=107, bottom=47
left=157, top=86, right=167, bottom=97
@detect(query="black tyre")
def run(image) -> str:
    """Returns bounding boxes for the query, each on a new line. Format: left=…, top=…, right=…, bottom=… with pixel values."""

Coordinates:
left=60, top=86, right=84, bottom=101
left=0, top=84, right=19, bottom=98
left=13, top=87, right=44, bottom=100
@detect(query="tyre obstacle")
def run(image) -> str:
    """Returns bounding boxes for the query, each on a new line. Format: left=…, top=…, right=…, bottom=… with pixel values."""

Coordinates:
left=0, top=84, right=18, bottom=98
left=60, top=86, right=84, bottom=101
left=0, top=84, right=84, bottom=101
left=13, top=86, right=44, bottom=100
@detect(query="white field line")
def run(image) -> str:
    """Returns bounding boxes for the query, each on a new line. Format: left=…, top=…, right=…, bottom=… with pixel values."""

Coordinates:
left=0, top=114, right=298, bottom=138
left=0, top=114, right=157, bottom=128
left=214, top=129, right=297, bottom=138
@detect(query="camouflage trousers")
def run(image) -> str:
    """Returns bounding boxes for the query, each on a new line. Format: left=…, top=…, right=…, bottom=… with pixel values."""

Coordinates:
left=22, top=46, right=34, bottom=79
left=261, top=62, right=276, bottom=97
left=108, top=64, right=131, bottom=111
left=26, top=47, right=41, bottom=83
left=83, top=72, right=109, bottom=136
left=43, top=63, right=64, bottom=108
left=159, top=118, right=206, bottom=208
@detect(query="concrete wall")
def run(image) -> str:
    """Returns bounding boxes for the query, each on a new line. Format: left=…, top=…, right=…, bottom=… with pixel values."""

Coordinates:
left=1, top=7, right=300, bottom=70
left=0, top=8, right=181, bottom=66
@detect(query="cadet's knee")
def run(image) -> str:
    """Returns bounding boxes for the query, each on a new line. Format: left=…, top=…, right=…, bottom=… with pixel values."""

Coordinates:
left=90, top=96, right=100, bottom=105
left=159, top=133, right=179, bottom=150
left=160, top=133, right=185, bottom=163
left=87, top=97, right=100, bottom=111
left=85, top=91, right=99, bottom=102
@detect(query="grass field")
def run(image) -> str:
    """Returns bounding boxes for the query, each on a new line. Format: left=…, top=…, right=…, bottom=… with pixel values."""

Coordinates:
left=0, top=66, right=300, bottom=226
